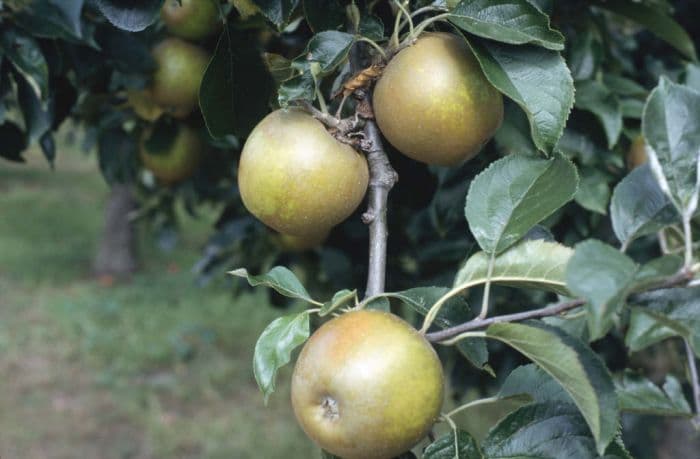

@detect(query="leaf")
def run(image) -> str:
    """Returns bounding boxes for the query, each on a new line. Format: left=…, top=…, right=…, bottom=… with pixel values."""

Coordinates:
left=96, top=0, right=163, bottom=32
left=465, top=154, right=578, bottom=254
left=304, top=31, right=355, bottom=75
left=230, top=266, right=320, bottom=305
left=468, top=39, right=574, bottom=153
left=0, top=122, right=28, bottom=162
left=278, top=70, right=315, bottom=107
left=574, top=80, right=622, bottom=149
left=253, top=312, right=310, bottom=403
left=616, top=372, right=692, bottom=417
left=303, top=0, right=343, bottom=32
left=566, top=240, right=637, bottom=340
left=15, top=72, right=52, bottom=145
left=319, top=289, right=356, bottom=316
left=575, top=167, right=610, bottom=215
left=448, top=0, right=564, bottom=50
left=629, top=288, right=700, bottom=356
left=1, top=28, right=49, bottom=100
left=642, top=78, right=700, bottom=216
left=482, top=402, right=613, bottom=459
left=381, top=287, right=488, bottom=369
left=359, top=15, right=384, bottom=41
left=593, top=0, right=696, bottom=61
left=498, top=364, right=572, bottom=404
left=423, top=430, right=483, bottom=459
left=625, top=308, right=676, bottom=353
left=454, top=240, right=573, bottom=295
left=251, top=0, right=299, bottom=29
left=632, top=255, right=683, bottom=291
left=486, top=321, right=618, bottom=454
left=200, top=27, right=273, bottom=138
left=494, top=102, right=538, bottom=156
left=14, top=0, right=85, bottom=41
left=610, top=163, right=679, bottom=248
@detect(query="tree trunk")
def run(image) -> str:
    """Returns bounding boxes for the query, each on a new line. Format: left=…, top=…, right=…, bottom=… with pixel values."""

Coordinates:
left=93, top=184, right=138, bottom=279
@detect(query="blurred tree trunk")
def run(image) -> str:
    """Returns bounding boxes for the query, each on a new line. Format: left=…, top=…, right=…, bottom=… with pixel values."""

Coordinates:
left=657, top=418, right=700, bottom=459
left=93, top=184, right=138, bottom=279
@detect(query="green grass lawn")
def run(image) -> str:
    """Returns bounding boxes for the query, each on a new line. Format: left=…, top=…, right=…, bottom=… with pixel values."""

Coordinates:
left=0, top=148, right=316, bottom=458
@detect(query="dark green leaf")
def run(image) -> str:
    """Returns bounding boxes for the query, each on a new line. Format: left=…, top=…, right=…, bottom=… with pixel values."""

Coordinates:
left=97, top=127, right=139, bottom=184
left=14, top=0, right=84, bottom=41
left=304, top=31, right=354, bottom=75
left=230, top=266, right=320, bottom=305
left=632, top=255, right=683, bottom=291
left=252, top=0, right=299, bottom=28
left=594, top=0, right=697, bottom=61
left=200, top=27, right=273, bottom=138
left=15, top=72, right=52, bottom=144
left=566, top=240, right=637, bottom=340
left=642, top=78, right=700, bottom=215
left=574, top=80, right=622, bottom=148
left=616, top=372, right=692, bottom=417
left=494, top=102, right=538, bottom=156
left=0, top=122, right=27, bottom=162
left=625, top=307, right=676, bottom=353
left=465, top=154, right=578, bottom=254
left=423, top=430, right=483, bottom=459
left=1, top=28, right=49, bottom=100
left=610, top=163, right=679, bottom=248
left=253, top=312, right=310, bottom=403
left=449, top=0, right=564, bottom=50
left=278, top=70, right=315, bottom=107
left=486, top=321, right=618, bottom=454
left=575, top=167, right=610, bottom=215
left=482, top=402, right=610, bottom=458
left=468, top=39, right=574, bottom=153
left=629, top=288, right=700, bottom=356
left=498, top=364, right=571, bottom=404
left=359, top=15, right=384, bottom=41
left=303, top=0, right=343, bottom=32
left=96, top=0, right=163, bottom=32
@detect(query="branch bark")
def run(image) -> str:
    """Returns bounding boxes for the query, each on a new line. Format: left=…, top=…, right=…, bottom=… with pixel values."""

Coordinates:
left=362, top=118, right=398, bottom=298
left=426, top=268, right=696, bottom=343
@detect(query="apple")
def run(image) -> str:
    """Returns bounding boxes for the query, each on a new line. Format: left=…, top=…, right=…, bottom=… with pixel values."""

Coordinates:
left=161, top=0, right=220, bottom=42
left=291, top=309, right=444, bottom=459
left=140, top=124, right=202, bottom=184
left=373, top=32, right=503, bottom=166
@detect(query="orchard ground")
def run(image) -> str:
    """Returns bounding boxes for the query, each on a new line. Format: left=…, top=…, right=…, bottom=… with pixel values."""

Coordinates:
left=0, top=140, right=514, bottom=458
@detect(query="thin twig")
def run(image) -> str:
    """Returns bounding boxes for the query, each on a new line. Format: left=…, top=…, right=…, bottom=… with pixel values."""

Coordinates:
left=426, top=268, right=696, bottom=343
left=684, top=339, right=700, bottom=426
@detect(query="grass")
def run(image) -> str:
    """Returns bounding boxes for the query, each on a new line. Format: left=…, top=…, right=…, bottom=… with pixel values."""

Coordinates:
left=0, top=148, right=316, bottom=458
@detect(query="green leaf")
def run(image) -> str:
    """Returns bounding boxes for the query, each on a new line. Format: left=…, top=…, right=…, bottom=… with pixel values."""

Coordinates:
left=465, top=154, right=578, bottom=254
left=15, top=73, right=52, bottom=146
left=566, top=240, right=638, bottom=340
left=448, top=0, right=564, bottom=50
left=359, top=15, right=384, bottom=42
left=200, top=27, right=273, bottom=138
left=230, top=266, right=320, bottom=305
left=263, top=53, right=295, bottom=83
left=574, top=80, right=622, bottom=148
left=642, top=78, right=700, bottom=216
left=278, top=70, right=315, bottom=107
left=96, top=0, right=163, bottom=32
left=424, top=430, right=483, bottom=459
left=494, top=102, right=538, bottom=156
left=610, top=164, right=679, bottom=248
left=625, top=307, right=676, bottom=353
left=575, top=167, right=611, bottom=215
left=486, top=321, right=618, bottom=454
left=482, top=402, right=606, bottom=458
left=454, top=239, right=573, bottom=296
left=319, top=289, right=356, bottom=316
left=303, top=0, right=343, bottom=32
left=468, top=39, right=574, bottom=153
left=593, top=0, right=697, bottom=61
left=380, top=287, right=488, bottom=369
left=616, top=372, right=692, bottom=417
left=253, top=312, right=310, bottom=403
left=304, top=31, right=355, bottom=75
left=629, top=288, right=700, bottom=356
left=498, top=364, right=572, bottom=404
left=1, top=28, right=49, bottom=100
left=251, top=0, right=299, bottom=28
left=632, top=255, right=683, bottom=291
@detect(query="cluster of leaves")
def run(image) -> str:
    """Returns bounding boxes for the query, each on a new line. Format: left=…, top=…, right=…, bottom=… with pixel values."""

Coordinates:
left=3, top=0, right=700, bottom=458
